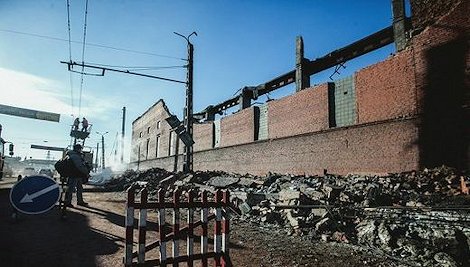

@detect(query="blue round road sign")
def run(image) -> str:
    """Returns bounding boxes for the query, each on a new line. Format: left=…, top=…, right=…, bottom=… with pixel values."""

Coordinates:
left=10, top=175, right=61, bottom=215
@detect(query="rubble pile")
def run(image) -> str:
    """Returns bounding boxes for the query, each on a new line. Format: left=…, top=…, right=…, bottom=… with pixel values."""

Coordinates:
left=102, top=168, right=181, bottom=192
left=102, top=165, right=469, bottom=266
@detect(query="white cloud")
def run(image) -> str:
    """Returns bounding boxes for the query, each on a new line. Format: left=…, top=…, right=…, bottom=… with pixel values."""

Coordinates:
left=0, top=67, right=71, bottom=114
left=0, top=67, right=118, bottom=119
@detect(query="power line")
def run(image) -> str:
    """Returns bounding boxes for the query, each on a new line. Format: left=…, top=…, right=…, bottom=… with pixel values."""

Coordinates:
left=66, top=0, right=75, bottom=116
left=83, top=61, right=186, bottom=70
left=78, top=0, right=90, bottom=117
left=61, top=61, right=186, bottom=84
left=66, top=0, right=73, bottom=62
left=0, top=28, right=186, bottom=60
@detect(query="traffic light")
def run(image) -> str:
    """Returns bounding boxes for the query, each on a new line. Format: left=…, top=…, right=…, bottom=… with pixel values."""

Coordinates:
left=9, top=143, right=14, bottom=156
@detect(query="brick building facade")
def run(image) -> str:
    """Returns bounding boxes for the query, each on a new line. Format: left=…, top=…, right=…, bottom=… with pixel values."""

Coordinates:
left=131, top=0, right=468, bottom=175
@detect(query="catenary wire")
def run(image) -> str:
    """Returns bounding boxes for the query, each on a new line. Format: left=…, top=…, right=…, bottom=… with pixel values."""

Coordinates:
left=66, top=0, right=75, bottom=117
left=0, top=29, right=186, bottom=60
left=78, top=0, right=89, bottom=117
left=83, top=61, right=186, bottom=70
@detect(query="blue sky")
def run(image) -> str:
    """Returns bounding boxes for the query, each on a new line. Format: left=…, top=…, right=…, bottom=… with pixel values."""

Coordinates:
left=0, top=0, right=403, bottom=163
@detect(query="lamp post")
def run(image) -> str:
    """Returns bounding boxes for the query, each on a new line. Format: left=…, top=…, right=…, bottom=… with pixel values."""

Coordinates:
left=96, top=131, right=108, bottom=169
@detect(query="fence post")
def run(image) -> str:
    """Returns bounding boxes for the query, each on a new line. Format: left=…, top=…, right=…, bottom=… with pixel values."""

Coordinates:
left=124, top=186, right=135, bottom=266
left=187, top=189, right=195, bottom=267
left=221, top=190, right=230, bottom=267
left=201, top=190, right=209, bottom=267
left=214, top=190, right=223, bottom=267
left=172, top=189, right=181, bottom=267
left=138, top=187, right=148, bottom=264
left=158, top=189, right=167, bottom=266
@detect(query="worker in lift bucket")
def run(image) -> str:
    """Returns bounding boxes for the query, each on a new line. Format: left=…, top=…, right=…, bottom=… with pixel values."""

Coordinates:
left=73, top=117, right=80, bottom=131
left=81, top=117, right=89, bottom=132
left=64, top=144, right=91, bottom=207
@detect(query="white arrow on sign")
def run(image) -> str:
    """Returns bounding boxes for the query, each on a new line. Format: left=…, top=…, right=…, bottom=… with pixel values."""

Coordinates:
left=20, top=183, right=59, bottom=203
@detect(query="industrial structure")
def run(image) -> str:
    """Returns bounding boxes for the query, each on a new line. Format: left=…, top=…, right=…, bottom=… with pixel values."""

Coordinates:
left=131, top=0, right=468, bottom=175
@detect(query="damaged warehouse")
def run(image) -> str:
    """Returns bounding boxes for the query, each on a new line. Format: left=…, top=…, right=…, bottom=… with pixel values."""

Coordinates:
left=1, top=0, right=469, bottom=266
left=125, top=1, right=470, bottom=261
left=131, top=0, right=469, bottom=175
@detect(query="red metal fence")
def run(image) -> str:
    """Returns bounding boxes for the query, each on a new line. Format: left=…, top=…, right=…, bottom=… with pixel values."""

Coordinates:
left=124, top=183, right=231, bottom=266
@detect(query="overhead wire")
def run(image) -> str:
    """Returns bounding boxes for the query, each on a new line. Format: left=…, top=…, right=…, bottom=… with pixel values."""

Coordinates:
left=66, top=0, right=75, bottom=117
left=0, top=29, right=186, bottom=60
left=78, top=0, right=89, bottom=117
left=82, top=61, right=186, bottom=71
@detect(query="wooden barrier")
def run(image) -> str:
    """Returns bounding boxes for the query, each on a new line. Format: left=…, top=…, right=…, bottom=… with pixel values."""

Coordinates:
left=124, top=183, right=231, bottom=266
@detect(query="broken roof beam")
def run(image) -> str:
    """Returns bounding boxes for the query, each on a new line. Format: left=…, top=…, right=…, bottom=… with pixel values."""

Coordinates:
left=306, top=26, right=393, bottom=74
left=196, top=18, right=411, bottom=120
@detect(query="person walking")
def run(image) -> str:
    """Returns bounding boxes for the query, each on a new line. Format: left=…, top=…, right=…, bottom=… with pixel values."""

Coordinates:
left=64, top=144, right=91, bottom=207
left=81, top=117, right=89, bottom=132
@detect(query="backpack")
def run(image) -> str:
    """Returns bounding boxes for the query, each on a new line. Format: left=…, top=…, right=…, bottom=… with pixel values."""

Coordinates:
left=54, top=155, right=84, bottom=178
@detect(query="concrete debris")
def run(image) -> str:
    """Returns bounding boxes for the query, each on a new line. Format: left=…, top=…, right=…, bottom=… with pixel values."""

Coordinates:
left=208, top=176, right=240, bottom=188
left=279, top=189, right=300, bottom=201
left=377, top=221, right=391, bottom=249
left=239, top=202, right=251, bottom=215
left=100, top=165, right=469, bottom=266
left=434, top=252, right=458, bottom=267
left=286, top=210, right=300, bottom=228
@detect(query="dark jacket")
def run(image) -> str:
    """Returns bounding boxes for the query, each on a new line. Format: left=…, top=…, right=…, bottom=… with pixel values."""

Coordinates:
left=66, top=150, right=89, bottom=178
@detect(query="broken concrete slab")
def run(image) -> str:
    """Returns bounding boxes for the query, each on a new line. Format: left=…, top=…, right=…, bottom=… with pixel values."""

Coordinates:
left=231, top=191, right=248, bottom=202
left=279, top=189, right=300, bottom=201
left=285, top=210, right=300, bottom=228
left=208, top=176, right=240, bottom=188
left=246, top=192, right=267, bottom=206
left=159, top=175, right=176, bottom=185
left=300, top=187, right=325, bottom=201
left=315, top=217, right=330, bottom=232
left=377, top=221, right=391, bottom=249
left=192, top=183, right=215, bottom=192
left=239, top=202, right=252, bottom=215
left=310, top=208, right=328, bottom=218
left=238, top=177, right=261, bottom=187
left=433, top=252, right=458, bottom=267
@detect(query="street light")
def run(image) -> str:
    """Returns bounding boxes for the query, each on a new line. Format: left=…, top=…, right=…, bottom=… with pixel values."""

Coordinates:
left=96, top=131, right=108, bottom=169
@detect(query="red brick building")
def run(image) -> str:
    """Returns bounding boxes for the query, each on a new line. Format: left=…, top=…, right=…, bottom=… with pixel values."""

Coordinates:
left=131, top=0, right=468, bottom=175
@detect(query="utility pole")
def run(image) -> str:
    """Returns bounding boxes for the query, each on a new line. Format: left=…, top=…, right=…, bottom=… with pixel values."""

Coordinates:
left=121, top=106, right=126, bottom=163
left=95, top=142, right=99, bottom=171
left=175, top=31, right=197, bottom=173
left=61, top=32, right=196, bottom=173
left=96, top=131, right=108, bottom=169
left=102, top=135, right=105, bottom=169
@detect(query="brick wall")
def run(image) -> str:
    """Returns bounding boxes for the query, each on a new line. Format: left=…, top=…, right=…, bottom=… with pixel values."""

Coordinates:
left=134, top=154, right=182, bottom=172
left=411, top=0, right=469, bottom=113
left=268, top=84, right=329, bottom=139
left=194, top=122, right=214, bottom=151
left=130, top=1, right=468, bottom=174
left=131, top=100, right=174, bottom=162
left=192, top=118, right=419, bottom=175
left=410, top=0, right=461, bottom=31
left=355, top=50, right=417, bottom=124
left=411, top=0, right=469, bottom=169
left=219, top=107, right=255, bottom=147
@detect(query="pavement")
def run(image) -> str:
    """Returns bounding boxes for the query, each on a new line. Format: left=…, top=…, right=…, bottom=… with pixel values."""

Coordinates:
left=0, top=176, right=126, bottom=267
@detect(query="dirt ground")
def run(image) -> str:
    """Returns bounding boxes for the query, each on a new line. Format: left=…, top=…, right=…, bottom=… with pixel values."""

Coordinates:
left=0, top=176, right=399, bottom=267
